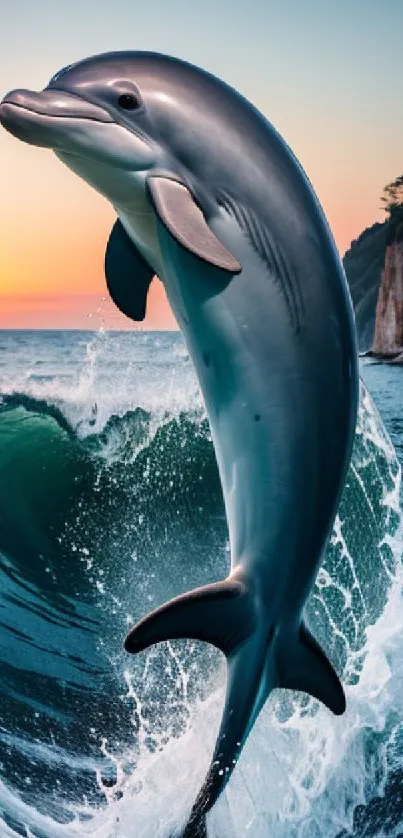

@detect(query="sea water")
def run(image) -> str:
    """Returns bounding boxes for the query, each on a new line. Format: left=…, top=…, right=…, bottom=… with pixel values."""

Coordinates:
left=0, top=329, right=401, bottom=838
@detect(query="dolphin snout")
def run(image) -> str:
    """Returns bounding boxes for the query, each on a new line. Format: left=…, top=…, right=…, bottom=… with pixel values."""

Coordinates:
left=0, top=88, right=113, bottom=125
left=0, top=83, right=155, bottom=169
left=0, top=87, right=115, bottom=148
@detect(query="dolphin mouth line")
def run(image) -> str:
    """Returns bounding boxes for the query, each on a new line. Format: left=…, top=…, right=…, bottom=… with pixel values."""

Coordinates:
left=48, top=86, right=152, bottom=145
left=0, top=101, right=115, bottom=126
left=1, top=98, right=150, bottom=148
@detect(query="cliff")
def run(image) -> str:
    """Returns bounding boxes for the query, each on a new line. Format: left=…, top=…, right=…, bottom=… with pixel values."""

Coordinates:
left=372, top=223, right=403, bottom=357
left=343, top=208, right=403, bottom=352
left=343, top=221, right=389, bottom=352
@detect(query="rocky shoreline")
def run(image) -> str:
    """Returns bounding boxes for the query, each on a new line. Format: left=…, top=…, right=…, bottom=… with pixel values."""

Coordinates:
left=361, top=349, right=403, bottom=366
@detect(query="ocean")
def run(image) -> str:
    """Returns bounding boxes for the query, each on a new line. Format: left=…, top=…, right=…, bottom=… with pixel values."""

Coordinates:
left=0, top=329, right=402, bottom=838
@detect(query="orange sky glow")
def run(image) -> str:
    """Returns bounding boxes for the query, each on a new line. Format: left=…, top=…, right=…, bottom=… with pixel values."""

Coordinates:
left=0, top=136, right=388, bottom=330
left=1, top=1, right=402, bottom=329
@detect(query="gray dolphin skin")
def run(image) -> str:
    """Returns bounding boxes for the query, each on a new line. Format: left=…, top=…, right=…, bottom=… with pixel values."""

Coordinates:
left=0, top=52, right=359, bottom=837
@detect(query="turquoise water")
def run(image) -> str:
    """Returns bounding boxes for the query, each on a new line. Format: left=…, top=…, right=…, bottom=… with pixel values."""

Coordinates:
left=0, top=330, right=401, bottom=838
left=361, top=361, right=403, bottom=471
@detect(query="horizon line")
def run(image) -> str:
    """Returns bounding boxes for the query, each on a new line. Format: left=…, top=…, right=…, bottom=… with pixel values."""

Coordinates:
left=0, top=326, right=180, bottom=332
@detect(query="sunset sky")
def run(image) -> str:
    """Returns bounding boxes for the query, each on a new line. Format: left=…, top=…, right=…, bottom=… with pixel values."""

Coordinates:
left=1, top=0, right=402, bottom=329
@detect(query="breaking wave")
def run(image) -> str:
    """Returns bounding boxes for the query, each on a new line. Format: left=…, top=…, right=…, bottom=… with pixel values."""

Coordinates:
left=0, top=330, right=401, bottom=837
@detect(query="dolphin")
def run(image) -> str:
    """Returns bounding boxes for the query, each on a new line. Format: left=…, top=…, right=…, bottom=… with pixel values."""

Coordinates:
left=0, top=52, right=359, bottom=837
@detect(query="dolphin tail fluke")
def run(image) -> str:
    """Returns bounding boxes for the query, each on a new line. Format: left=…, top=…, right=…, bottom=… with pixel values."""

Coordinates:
left=125, top=577, right=261, bottom=833
left=181, top=812, right=207, bottom=838
left=167, top=812, right=207, bottom=838
left=179, top=630, right=272, bottom=824
left=125, top=588, right=345, bottom=834
left=124, top=577, right=257, bottom=655
left=277, top=622, right=346, bottom=715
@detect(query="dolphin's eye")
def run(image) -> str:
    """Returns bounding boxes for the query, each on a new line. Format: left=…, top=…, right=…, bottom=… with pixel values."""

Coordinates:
left=118, top=94, right=139, bottom=110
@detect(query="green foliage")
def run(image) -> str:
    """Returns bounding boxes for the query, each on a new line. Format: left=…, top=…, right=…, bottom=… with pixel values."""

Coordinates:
left=381, top=174, right=403, bottom=216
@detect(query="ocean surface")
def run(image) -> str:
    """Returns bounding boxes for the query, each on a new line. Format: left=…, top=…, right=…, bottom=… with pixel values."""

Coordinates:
left=0, top=329, right=402, bottom=838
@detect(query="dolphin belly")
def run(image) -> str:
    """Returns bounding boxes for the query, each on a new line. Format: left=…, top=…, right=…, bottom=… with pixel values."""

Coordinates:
left=155, top=215, right=353, bottom=583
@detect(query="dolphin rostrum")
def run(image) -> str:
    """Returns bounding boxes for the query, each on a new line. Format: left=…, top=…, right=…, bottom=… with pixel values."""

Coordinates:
left=0, top=52, right=359, bottom=837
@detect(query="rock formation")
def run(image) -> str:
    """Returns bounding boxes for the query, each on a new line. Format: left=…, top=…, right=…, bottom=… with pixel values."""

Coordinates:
left=372, top=223, right=403, bottom=357
left=343, top=210, right=403, bottom=354
left=343, top=221, right=389, bottom=352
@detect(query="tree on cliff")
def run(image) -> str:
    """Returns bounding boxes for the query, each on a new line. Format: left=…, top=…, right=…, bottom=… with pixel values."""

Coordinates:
left=381, top=174, right=403, bottom=216
left=381, top=176, right=403, bottom=244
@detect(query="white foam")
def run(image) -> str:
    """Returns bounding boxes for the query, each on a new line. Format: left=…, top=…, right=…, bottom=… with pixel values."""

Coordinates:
left=0, top=333, right=401, bottom=837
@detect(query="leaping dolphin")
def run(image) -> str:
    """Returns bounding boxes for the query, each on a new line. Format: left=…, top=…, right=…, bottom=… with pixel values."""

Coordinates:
left=0, top=52, right=359, bottom=837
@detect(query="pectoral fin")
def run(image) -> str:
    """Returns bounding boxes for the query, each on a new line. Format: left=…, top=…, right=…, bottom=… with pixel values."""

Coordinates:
left=147, top=176, right=242, bottom=274
left=277, top=622, right=346, bottom=715
left=104, top=219, right=154, bottom=321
